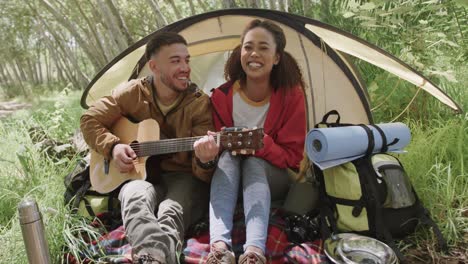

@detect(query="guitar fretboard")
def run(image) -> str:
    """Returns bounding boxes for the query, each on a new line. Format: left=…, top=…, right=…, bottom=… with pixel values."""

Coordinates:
left=130, top=135, right=219, bottom=157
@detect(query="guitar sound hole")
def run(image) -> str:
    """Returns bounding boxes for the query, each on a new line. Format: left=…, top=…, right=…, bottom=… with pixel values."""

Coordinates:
left=131, top=140, right=140, bottom=156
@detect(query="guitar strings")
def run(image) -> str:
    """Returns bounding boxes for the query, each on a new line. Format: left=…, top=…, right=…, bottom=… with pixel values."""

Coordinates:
left=129, top=132, right=260, bottom=156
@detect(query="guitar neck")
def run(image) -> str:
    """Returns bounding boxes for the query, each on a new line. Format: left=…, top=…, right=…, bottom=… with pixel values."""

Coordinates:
left=131, top=135, right=218, bottom=157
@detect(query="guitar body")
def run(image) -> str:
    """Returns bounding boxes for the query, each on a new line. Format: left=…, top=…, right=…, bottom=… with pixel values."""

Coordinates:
left=90, top=118, right=160, bottom=194
left=89, top=117, right=264, bottom=194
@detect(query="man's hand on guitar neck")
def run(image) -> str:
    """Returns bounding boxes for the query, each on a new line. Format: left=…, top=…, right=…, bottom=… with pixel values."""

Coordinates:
left=194, top=131, right=220, bottom=164
left=112, top=143, right=137, bottom=173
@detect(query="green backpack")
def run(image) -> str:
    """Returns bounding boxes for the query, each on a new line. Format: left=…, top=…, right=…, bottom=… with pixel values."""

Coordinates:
left=64, top=157, right=121, bottom=220
left=314, top=111, right=447, bottom=261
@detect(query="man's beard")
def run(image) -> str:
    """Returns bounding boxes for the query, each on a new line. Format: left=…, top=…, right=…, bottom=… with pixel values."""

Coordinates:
left=160, top=74, right=188, bottom=93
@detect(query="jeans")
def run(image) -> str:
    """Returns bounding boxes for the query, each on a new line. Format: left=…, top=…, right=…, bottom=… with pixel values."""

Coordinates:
left=209, top=151, right=289, bottom=252
left=119, top=172, right=209, bottom=263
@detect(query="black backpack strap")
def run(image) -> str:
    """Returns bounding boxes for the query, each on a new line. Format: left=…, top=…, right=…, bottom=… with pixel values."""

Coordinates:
left=420, top=207, right=448, bottom=252
left=321, top=110, right=341, bottom=125
left=314, top=165, right=338, bottom=239
left=82, top=196, right=96, bottom=217
left=382, top=228, right=406, bottom=261
left=71, top=180, right=91, bottom=211
left=370, top=124, right=388, bottom=153
left=412, top=191, right=448, bottom=252
left=357, top=157, right=406, bottom=262
left=108, top=191, right=116, bottom=213
left=358, top=125, right=375, bottom=157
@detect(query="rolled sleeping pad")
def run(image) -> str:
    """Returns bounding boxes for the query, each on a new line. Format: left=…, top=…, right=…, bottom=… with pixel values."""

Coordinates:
left=306, top=123, right=411, bottom=165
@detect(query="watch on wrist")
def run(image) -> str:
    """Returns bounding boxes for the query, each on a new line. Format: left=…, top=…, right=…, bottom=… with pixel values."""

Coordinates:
left=196, top=157, right=217, bottom=169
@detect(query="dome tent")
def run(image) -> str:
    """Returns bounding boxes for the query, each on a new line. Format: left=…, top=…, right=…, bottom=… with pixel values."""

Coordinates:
left=81, top=9, right=462, bottom=129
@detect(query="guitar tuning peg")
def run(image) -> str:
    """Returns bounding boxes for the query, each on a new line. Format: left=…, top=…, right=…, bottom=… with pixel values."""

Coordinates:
left=232, top=151, right=237, bottom=156
left=240, top=149, right=246, bottom=155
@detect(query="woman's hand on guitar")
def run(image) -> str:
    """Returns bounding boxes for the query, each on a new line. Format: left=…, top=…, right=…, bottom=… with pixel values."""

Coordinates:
left=194, top=131, right=219, bottom=163
left=112, top=143, right=137, bottom=173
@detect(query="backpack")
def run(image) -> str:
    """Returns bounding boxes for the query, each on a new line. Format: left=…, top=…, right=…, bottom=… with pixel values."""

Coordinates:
left=313, top=110, right=447, bottom=261
left=64, top=156, right=121, bottom=221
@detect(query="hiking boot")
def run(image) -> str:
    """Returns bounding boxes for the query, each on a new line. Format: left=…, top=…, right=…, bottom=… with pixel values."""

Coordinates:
left=206, top=244, right=236, bottom=264
left=132, top=254, right=163, bottom=264
left=238, top=251, right=266, bottom=264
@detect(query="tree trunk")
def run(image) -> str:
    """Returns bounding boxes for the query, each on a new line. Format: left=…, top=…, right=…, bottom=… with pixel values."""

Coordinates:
left=15, top=60, right=28, bottom=82
left=146, top=0, right=168, bottom=28
left=188, top=0, right=196, bottom=15
left=57, top=50, right=81, bottom=89
left=34, top=10, right=89, bottom=88
left=165, top=0, right=182, bottom=19
left=0, top=64, right=12, bottom=87
left=36, top=44, right=44, bottom=84
left=3, top=65, right=15, bottom=86
left=105, top=0, right=133, bottom=44
left=223, top=0, right=237, bottom=8
left=269, top=0, right=277, bottom=9
left=85, top=0, right=120, bottom=59
left=258, top=0, right=265, bottom=8
left=26, top=59, right=38, bottom=85
left=44, top=48, right=51, bottom=83
left=43, top=40, right=66, bottom=85
left=247, top=0, right=258, bottom=8
left=2, top=65, right=17, bottom=97
left=36, top=0, right=105, bottom=69
left=279, top=0, right=288, bottom=11
left=96, top=25, right=120, bottom=60
left=73, top=0, right=109, bottom=63
left=302, top=0, right=309, bottom=14
left=96, top=0, right=129, bottom=51
left=10, top=62, right=27, bottom=96
left=196, top=0, right=208, bottom=11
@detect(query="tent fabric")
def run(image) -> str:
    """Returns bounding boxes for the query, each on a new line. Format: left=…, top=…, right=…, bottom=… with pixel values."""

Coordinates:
left=305, top=24, right=461, bottom=112
left=81, top=9, right=462, bottom=129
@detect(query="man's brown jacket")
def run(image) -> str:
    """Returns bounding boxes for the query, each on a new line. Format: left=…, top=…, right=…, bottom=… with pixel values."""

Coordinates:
left=80, top=76, right=215, bottom=183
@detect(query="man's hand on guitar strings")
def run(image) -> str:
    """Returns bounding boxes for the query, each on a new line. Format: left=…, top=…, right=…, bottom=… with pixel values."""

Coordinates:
left=193, top=131, right=219, bottom=164
left=112, top=143, right=137, bottom=173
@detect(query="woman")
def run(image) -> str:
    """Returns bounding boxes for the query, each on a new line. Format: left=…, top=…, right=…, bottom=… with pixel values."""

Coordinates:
left=207, top=19, right=306, bottom=264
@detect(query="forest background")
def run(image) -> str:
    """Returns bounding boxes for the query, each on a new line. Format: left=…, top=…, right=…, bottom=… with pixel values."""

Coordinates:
left=0, top=0, right=466, bottom=263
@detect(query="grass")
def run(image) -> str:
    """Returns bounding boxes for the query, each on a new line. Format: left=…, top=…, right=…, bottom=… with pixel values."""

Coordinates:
left=402, top=118, right=467, bottom=245
left=0, top=89, right=86, bottom=263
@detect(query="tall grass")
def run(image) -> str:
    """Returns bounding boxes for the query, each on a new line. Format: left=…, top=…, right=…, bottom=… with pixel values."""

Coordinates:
left=0, top=90, right=87, bottom=264
left=401, top=117, right=467, bottom=245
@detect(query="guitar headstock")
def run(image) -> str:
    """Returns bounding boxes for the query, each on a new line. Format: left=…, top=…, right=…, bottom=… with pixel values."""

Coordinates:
left=219, top=127, right=264, bottom=151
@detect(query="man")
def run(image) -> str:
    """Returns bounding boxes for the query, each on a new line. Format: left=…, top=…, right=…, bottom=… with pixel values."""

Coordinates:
left=80, top=32, right=219, bottom=264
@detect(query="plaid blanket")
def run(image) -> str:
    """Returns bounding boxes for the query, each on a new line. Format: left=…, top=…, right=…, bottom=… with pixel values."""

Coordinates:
left=65, top=209, right=328, bottom=263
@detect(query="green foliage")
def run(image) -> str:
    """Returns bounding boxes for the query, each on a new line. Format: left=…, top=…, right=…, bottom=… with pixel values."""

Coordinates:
left=307, top=0, right=467, bottom=122
left=401, top=117, right=467, bottom=245
left=0, top=90, right=83, bottom=263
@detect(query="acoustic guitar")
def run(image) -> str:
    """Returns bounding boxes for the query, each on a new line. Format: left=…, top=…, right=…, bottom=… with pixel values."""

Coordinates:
left=89, top=117, right=264, bottom=194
